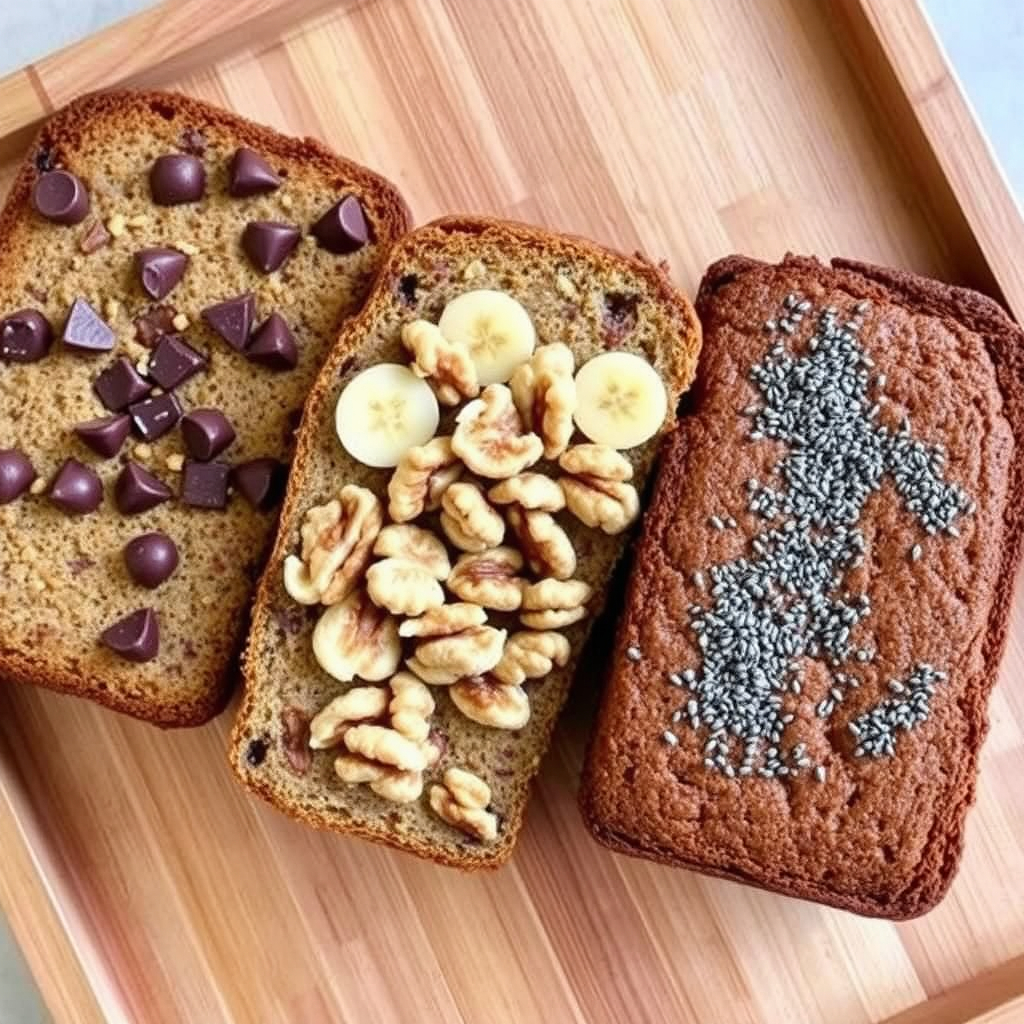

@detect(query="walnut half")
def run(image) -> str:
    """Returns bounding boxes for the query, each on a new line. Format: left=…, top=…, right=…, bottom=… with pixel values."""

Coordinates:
left=452, top=384, right=543, bottom=479
left=429, top=768, right=499, bottom=842
left=559, top=444, right=639, bottom=535
left=387, top=436, right=463, bottom=522
left=509, top=342, right=576, bottom=459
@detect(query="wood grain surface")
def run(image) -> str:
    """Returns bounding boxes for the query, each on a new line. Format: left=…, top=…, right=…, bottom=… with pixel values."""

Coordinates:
left=0, top=0, right=1022, bottom=1022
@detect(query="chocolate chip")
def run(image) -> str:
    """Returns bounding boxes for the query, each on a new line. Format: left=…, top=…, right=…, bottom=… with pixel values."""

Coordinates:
left=79, top=218, right=111, bottom=254
left=114, top=461, right=173, bottom=515
left=101, top=608, right=159, bottom=663
left=202, top=293, right=255, bottom=351
left=129, top=392, right=183, bottom=442
left=149, top=154, right=206, bottom=205
left=34, top=146, right=55, bottom=173
left=231, top=458, right=286, bottom=511
left=74, top=414, right=132, bottom=458
left=246, top=738, right=268, bottom=767
left=148, top=334, right=206, bottom=390
left=228, top=148, right=281, bottom=197
left=62, top=298, right=114, bottom=354
left=50, top=458, right=103, bottom=514
left=311, top=195, right=368, bottom=254
left=0, top=449, right=36, bottom=504
left=247, top=312, right=297, bottom=370
left=135, top=247, right=188, bottom=300
left=32, top=170, right=90, bottom=225
left=180, top=408, right=236, bottom=461
left=181, top=460, right=230, bottom=509
left=179, top=127, right=207, bottom=156
left=124, top=531, right=179, bottom=588
left=398, top=273, right=419, bottom=306
left=602, top=292, right=639, bottom=348
left=94, top=357, right=152, bottom=412
left=242, top=221, right=301, bottom=273
left=0, top=309, right=53, bottom=363
left=133, top=304, right=177, bottom=348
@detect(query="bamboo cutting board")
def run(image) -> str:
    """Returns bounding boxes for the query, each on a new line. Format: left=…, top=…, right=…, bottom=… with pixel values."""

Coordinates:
left=1, top=1, right=1024, bottom=1022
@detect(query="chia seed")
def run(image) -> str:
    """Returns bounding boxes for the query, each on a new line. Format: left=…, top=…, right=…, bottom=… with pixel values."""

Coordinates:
left=626, top=645, right=642, bottom=662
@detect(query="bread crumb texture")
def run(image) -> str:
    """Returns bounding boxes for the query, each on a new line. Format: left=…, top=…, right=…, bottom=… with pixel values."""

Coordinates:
left=581, top=254, right=1024, bottom=918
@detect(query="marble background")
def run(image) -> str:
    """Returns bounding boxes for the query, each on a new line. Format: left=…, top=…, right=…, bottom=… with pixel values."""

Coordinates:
left=0, top=1, right=1021, bottom=1021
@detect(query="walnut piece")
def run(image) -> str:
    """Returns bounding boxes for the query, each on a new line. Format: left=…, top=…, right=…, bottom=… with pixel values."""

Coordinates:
left=344, top=723, right=429, bottom=772
left=398, top=603, right=488, bottom=638
left=506, top=505, right=576, bottom=580
left=429, top=767, right=499, bottom=842
left=446, top=547, right=526, bottom=611
left=559, top=444, right=639, bottom=534
left=451, top=384, right=543, bottom=479
left=402, top=319, right=479, bottom=406
left=335, top=755, right=424, bottom=803
left=373, top=523, right=451, bottom=580
left=488, top=473, right=565, bottom=512
left=309, top=685, right=389, bottom=749
left=509, top=342, right=576, bottom=459
left=520, top=578, right=593, bottom=630
left=492, top=630, right=572, bottom=686
left=280, top=707, right=312, bottom=775
left=366, top=558, right=445, bottom=617
left=388, top=436, right=462, bottom=522
left=407, top=625, right=507, bottom=685
left=312, top=589, right=401, bottom=682
left=440, top=482, right=505, bottom=553
left=388, top=671, right=435, bottom=743
left=450, top=675, right=530, bottom=730
left=283, top=485, right=383, bottom=605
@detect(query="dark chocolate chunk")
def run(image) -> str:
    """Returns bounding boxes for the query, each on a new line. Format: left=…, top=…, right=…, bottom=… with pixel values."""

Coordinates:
left=246, top=738, right=268, bottom=767
left=101, top=608, right=159, bottom=663
left=181, top=460, right=230, bottom=509
left=79, top=218, right=111, bottom=254
left=228, top=148, right=281, bottom=197
left=398, top=273, right=418, bottom=306
left=114, top=461, right=173, bottom=515
left=50, top=458, right=103, bottom=514
left=94, top=357, right=152, bottom=412
left=232, top=458, right=286, bottom=511
left=32, top=170, right=90, bottom=225
left=0, top=449, right=36, bottom=504
left=0, top=309, right=53, bottom=363
left=124, top=531, right=179, bottom=588
left=149, top=153, right=206, bottom=205
left=311, top=195, right=368, bottom=254
left=180, top=408, right=236, bottom=461
left=148, top=334, right=207, bottom=390
left=247, top=312, right=297, bottom=370
left=242, top=221, right=301, bottom=273
left=129, top=392, right=183, bottom=442
left=133, top=304, right=177, bottom=348
left=74, top=414, right=132, bottom=458
left=202, top=293, right=255, bottom=351
left=34, top=147, right=55, bottom=173
left=135, top=247, right=188, bottom=300
left=62, top=298, right=114, bottom=354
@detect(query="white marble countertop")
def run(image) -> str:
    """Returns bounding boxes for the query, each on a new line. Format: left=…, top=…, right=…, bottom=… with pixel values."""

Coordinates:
left=0, top=2, right=1021, bottom=1021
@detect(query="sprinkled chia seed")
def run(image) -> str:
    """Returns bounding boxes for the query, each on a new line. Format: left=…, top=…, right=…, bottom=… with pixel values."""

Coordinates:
left=815, top=765, right=827, bottom=783
left=663, top=730, right=679, bottom=746
left=709, top=515, right=725, bottom=530
left=626, top=645, right=642, bottom=662
left=910, top=543, right=923, bottom=562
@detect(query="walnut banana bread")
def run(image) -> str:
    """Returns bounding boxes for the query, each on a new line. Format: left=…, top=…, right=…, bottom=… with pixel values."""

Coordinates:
left=231, top=217, right=702, bottom=866
left=0, top=90, right=410, bottom=725
left=580, top=254, right=1024, bottom=918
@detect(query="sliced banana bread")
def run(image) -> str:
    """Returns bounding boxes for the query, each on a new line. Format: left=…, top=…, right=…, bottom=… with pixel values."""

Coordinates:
left=231, top=217, right=701, bottom=867
left=0, top=90, right=410, bottom=726
left=580, top=255, right=1024, bottom=917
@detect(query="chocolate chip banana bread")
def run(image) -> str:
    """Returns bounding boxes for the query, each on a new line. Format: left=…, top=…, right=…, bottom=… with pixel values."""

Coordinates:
left=0, top=90, right=410, bottom=725
left=231, top=217, right=702, bottom=866
left=580, top=254, right=1024, bottom=918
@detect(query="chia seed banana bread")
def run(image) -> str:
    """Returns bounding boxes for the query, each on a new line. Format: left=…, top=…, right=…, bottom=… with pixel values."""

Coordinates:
left=580, top=254, right=1024, bottom=918
left=0, top=90, right=410, bottom=726
left=231, top=217, right=702, bottom=867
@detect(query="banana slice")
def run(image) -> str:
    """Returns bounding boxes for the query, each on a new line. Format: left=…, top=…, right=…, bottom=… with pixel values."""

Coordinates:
left=335, top=363, right=440, bottom=468
left=438, top=290, right=536, bottom=385
left=573, top=352, right=667, bottom=450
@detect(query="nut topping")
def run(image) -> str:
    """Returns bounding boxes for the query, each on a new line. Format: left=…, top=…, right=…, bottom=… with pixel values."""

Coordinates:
left=402, top=319, right=480, bottom=406
left=559, top=444, right=639, bottom=534
left=447, top=547, right=527, bottom=612
left=492, top=630, right=572, bottom=686
left=387, top=436, right=463, bottom=522
left=388, top=671, right=435, bottom=743
left=312, top=589, right=401, bottom=682
left=281, top=707, right=312, bottom=775
left=309, top=685, right=389, bottom=748
left=335, top=755, right=424, bottom=804
left=373, top=523, right=451, bottom=580
left=440, top=482, right=505, bottom=553
left=506, top=505, right=576, bottom=580
left=407, top=625, right=507, bottom=685
left=343, top=723, right=429, bottom=772
left=450, top=675, right=530, bottom=730
left=509, top=342, right=576, bottom=458
left=429, top=767, right=499, bottom=842
left=451, top=384, right=543, bottom=479
left=488, top=472, right=566, bottom=512
left=399, top=603, right=488, bottom=638
left=366, top=557, right=445, bottom=617
left=520, top=578, right=593, bottom=630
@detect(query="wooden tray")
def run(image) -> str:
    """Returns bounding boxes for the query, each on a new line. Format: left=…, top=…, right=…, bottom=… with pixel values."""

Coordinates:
left=1, top=0, right=1023, bottom=1021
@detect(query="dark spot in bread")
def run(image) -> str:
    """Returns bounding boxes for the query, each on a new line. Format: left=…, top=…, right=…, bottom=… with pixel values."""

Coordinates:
left=246, top=738, right=268, bottom=767
left=150, top=99, right=177, bottom=121
left=398, top=273, right=419, bottom=307
left=34, top=145, right=55, bottom=172
left=178, top=127, right=207, bottom=155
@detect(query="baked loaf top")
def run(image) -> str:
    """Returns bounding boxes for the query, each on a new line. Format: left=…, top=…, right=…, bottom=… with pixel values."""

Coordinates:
left=231, top=216, right=701, bottom=867
left=0, top=90, right=409, bottom=726
left=581, top=254, right=1024, bottom=918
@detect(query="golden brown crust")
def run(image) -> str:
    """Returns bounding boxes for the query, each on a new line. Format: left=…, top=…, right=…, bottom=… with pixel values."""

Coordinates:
left=0, top=89, right=411, bottom=726
left=581, top=253, right=1024, bottom=917
left=230, top=215, right=702, bottom=865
